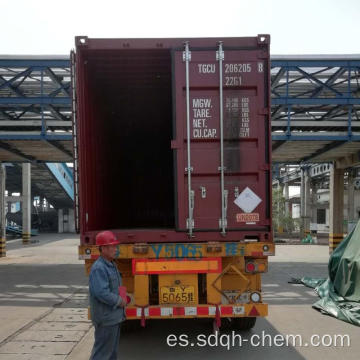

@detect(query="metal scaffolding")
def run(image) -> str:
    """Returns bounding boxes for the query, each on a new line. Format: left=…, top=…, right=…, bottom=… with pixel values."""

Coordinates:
left=271, top=55, right=360, bottom=163
left=0, top=56, right=72, bottom=161
left=1, top=54, right=360, bottom=164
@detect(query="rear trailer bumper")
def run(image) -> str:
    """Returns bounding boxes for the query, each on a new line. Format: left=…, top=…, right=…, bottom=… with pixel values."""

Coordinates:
left=125, top=303, right=267, bottom=319
left=79, top=241, right=275, bottom=260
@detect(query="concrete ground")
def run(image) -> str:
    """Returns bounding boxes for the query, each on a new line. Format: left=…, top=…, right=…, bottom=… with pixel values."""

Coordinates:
left=0, top=234, right=359, bottom=359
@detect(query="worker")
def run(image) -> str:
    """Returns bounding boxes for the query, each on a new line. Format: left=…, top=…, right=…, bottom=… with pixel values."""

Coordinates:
left=89, top=231, right=126, bottom=360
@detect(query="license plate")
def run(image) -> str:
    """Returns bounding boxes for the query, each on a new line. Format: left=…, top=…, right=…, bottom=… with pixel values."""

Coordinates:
left=160, top=286, right=195, bottom=304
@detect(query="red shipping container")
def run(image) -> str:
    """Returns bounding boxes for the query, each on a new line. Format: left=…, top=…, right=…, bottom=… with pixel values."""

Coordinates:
left=73, top=35, right=272, bottom=245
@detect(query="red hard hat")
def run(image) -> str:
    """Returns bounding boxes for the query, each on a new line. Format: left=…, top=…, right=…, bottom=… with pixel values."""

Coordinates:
left=95, top=231, right=120, bottom=246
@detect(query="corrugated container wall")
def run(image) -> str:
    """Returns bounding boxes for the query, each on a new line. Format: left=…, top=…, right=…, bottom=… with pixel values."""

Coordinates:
left=74, top=36, right=272, bottom=245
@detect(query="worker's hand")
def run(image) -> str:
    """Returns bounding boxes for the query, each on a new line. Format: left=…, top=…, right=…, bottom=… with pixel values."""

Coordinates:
left=118, top=297, right=127, bottom=307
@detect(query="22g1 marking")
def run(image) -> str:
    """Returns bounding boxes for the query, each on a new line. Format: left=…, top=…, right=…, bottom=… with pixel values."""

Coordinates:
left=225, top=76, right=242, bottom=86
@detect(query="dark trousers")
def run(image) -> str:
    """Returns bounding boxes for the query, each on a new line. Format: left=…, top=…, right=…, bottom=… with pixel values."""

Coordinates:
left=90, top=323, right=121, bottom=360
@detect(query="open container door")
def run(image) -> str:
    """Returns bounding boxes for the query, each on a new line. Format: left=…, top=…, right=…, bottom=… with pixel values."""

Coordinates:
left=172, top=36, right=271, bottom=238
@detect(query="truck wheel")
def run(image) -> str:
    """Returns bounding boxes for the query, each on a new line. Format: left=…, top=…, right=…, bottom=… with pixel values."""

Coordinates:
left=232, top=317, right=256, bottom=331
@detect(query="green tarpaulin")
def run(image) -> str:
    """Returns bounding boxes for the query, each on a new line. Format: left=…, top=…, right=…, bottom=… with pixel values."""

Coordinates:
left=300, top=221, right=360, bottom=327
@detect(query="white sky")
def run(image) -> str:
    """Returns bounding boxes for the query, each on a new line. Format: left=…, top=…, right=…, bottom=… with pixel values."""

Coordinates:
left=1, top=0, right=360, bottom=55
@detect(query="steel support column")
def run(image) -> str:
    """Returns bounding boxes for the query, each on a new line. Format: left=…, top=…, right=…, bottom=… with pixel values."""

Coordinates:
left=68, top=208, right=75, bottom=233
left=300, top=168, right=311, bottom=239
left=284, top=182, right=290, bottom=217
left=58, top=209, right=64, bottom=233
left=329, top=166, right=344, bottom=253
left=0, top=164, right=6, bottom=257
left=310, top=183, right=318, bottom=243
left=22, top=163, right=31, bottom=244
left=347, top=169, right=356, bottom=233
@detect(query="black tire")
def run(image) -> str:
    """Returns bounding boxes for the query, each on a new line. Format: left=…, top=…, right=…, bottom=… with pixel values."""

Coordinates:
left=220, top=317, right=233, bottom=331
left=232, top=317, right=257, bottom=331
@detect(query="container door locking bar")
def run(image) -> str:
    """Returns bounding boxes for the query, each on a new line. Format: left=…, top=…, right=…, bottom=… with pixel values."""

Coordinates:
left=183, top=42, right=194, bottom=236
left=217, top=42, right=227, bottom=235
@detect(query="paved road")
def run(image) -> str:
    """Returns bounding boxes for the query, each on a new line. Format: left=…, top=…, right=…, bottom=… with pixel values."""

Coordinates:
left=0, top=236, right=358, bottom=359
left=119, top=245, right=359, bottom=360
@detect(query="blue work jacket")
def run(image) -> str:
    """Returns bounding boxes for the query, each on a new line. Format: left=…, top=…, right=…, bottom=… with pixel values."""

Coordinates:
left=89, top=256, right=126, bottom=326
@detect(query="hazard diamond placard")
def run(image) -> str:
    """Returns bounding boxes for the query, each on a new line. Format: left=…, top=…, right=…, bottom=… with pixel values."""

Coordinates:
left=234, top=187, right=262, bottom=213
